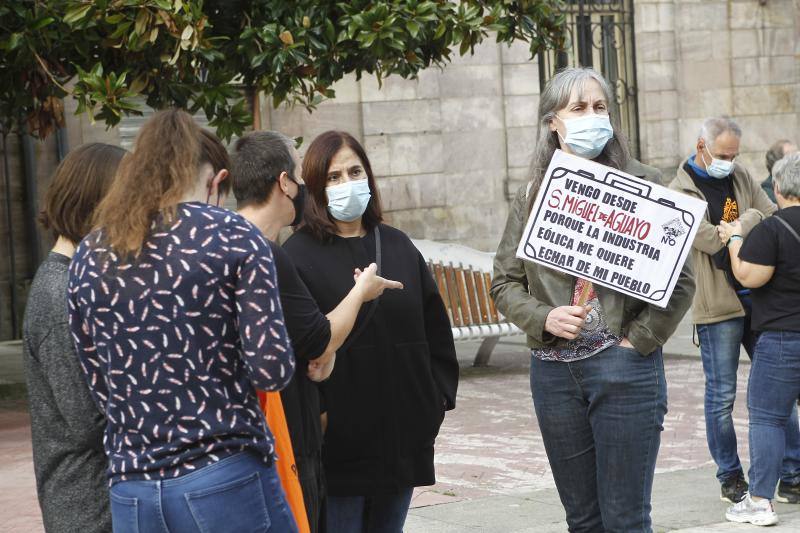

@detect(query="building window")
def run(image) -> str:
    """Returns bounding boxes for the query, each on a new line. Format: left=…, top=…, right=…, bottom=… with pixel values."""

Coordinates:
left=538, top=0, right=641, bottom=158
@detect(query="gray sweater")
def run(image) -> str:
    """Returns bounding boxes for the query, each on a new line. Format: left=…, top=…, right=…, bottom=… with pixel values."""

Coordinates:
left=22, top=252, right=110, bottom=533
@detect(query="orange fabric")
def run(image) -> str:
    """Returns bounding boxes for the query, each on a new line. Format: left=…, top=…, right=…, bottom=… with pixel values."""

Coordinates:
left=258, top=391, right=311, bottom=533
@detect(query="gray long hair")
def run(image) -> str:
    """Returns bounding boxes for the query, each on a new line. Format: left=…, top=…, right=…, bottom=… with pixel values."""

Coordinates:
left=526, top=67, right=630, bottom=211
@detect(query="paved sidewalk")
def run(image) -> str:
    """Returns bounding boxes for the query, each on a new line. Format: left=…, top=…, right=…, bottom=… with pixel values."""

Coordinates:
left=407, top=466, right=800, bottom=532
left=0, top=316, right=774, bottom=532
left=408, top=337, right=746, bottom=505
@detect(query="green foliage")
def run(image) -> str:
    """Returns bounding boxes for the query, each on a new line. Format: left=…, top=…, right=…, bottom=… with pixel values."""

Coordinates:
left=1, top=0, right=565, bottom=141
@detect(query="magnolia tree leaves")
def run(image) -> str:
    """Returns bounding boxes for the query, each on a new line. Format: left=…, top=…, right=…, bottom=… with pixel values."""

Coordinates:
left=1, top=0, right=565, bottom=140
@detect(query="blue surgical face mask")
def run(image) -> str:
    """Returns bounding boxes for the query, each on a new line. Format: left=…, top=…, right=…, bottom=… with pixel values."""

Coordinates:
left=326, top=179, right=371, bottom=222
left=702, top=145, right=735, bottom=179
left=557, top=114, right=614, bottom=159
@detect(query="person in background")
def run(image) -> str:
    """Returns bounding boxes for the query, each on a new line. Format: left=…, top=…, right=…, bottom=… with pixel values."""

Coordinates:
left=720, top=152, right=800, bottom=525
left=762, top=140, right=797, bottom=203
left=68, top=109, right=298, bottom=532
left=283, top=130, right=459, bottom=533
left=669, top=117, right=800, bottom=504
left=491, top=66, right=694, bottom=531
left=23, top=143, right=125, bottom=533
left=232, top=130, right=403, bottom=532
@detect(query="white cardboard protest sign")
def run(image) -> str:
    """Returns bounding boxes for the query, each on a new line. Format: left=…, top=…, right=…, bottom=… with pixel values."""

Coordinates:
left=516, top=150, right=707, bottom=308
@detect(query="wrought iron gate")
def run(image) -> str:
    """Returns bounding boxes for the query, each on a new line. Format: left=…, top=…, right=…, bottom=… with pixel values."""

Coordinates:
left=538, top=0, right=641, bottom=158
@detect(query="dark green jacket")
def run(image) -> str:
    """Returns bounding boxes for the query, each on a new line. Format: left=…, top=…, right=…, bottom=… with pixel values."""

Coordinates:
left=490, top=159, right=695, bottom=356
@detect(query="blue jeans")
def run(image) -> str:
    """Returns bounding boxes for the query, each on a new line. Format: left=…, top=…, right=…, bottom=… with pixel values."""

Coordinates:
left=326, top=487, right=414, bottom=533
left=748, top=332, right=800, bottom=499
left=109, top=452, right=298, bottom=533
left=530, top=345, right=667, bottom=532
left=697, top=317, right=800, bottom=484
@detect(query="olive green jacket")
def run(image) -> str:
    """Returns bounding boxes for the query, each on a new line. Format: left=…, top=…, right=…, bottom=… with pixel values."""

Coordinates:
left=490, top=160, right=695, bottom=356
left=669, top=158, right=776, bottom=324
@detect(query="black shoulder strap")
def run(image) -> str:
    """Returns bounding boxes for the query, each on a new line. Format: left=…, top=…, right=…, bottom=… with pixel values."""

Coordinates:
left=773, top=215, right=800, bottom=245
left=339, top=226, right=381, bottom=352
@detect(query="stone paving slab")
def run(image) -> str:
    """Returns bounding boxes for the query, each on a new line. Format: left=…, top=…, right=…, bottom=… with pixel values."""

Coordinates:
left=406, top=466, right=800, bottom=532
left=0, top=400, right=43, bottom=533
left=409, top=343, right=749, bottom=504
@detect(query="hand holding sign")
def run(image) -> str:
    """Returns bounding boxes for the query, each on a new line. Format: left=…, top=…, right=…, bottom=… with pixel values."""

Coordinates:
left=545, top=278, right=595, bottom=340
left=545, top=305, right=592, bottom=340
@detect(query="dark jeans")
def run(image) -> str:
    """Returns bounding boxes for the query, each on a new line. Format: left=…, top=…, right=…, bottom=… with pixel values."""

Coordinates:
left=530, top=345, right=667, bottom=532
left=109, top=452, right=298, bottom=533
left=326, top=487, right=414, bottom=533
left=748, top=331, right=800, bottom=499
left=697, top=308, right=800, bottom=484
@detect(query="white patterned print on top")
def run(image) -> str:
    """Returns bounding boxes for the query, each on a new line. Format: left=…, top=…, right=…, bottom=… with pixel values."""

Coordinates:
left=67, top=203, right=295, bottom=484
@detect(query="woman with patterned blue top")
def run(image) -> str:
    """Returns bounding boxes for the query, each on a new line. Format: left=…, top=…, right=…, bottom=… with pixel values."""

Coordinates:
left=68, top=109, right=298, bottom=533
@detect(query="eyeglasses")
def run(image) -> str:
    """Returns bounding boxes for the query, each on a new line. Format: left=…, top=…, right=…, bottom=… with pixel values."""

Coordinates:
left=704, top=145, right=737, bottom=162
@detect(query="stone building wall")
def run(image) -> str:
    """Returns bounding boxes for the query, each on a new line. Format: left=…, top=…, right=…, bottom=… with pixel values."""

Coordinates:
left=636, top=0, right=800, bottom=178
left=258, top=1, right=799, bottom=253
left=262, top=40, right=543, bottom=253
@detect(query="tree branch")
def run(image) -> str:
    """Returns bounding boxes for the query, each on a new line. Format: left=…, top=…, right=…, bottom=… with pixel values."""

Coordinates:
left=33, top=50, right=69, bottom=93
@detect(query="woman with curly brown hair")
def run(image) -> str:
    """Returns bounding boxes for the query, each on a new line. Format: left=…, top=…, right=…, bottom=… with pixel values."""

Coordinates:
left=67, top=109, right=298, bottom=532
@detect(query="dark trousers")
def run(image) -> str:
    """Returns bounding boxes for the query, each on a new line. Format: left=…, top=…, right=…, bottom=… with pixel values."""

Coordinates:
left=530, top=345, right=667, bottom=533
left=326, top=488, right=414, bottom=533
left=297, top=452, right=326, bottom=533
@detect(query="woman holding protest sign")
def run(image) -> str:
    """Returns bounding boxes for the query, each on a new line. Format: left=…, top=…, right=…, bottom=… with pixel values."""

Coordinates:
left=491, top=67, right=695, bottom=531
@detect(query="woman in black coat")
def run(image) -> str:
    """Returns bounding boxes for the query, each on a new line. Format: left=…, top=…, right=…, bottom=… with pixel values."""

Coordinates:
left=283, top=130, right=459, bottom=533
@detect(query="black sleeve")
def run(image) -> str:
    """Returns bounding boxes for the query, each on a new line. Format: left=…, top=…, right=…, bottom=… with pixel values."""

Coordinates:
left=418, top=251, right=459, bottom=410
left=269, top=241, right=332, bottom=361
left=739, top=219, right=778, bottom=267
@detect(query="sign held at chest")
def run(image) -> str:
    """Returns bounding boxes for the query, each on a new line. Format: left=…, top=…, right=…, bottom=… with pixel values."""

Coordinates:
left=516, top=150, right=707, bottom=308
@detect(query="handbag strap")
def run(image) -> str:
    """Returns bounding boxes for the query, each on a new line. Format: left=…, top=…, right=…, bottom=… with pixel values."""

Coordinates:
left=338, top=226, right=381, bottom=352
left=773, top=214, right=800, bottom=245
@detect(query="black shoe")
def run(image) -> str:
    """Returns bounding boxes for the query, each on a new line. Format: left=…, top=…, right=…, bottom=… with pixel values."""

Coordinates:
left=721, top=474, right=748, bottom=503
left=776, top=480, right=800, bottom=504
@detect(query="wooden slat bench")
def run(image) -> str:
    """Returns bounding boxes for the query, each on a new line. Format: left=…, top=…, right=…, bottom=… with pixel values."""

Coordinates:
left=412, top=239, right=522, bottom=366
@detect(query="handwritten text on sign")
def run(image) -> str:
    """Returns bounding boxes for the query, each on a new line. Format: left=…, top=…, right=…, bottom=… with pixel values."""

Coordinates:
left=516, top=150, right=707, bottom=308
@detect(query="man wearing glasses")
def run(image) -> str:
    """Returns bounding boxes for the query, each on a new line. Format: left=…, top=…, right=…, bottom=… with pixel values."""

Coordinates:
left=670, top=116, right=800, bottom=505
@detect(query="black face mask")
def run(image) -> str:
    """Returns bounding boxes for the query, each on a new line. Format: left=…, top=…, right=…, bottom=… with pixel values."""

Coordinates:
left=288, top=183, right=306, bottom=227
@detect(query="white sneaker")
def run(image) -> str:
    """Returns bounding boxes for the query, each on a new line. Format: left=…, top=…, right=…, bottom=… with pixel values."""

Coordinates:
left=725, top=493, right=779, bottom=526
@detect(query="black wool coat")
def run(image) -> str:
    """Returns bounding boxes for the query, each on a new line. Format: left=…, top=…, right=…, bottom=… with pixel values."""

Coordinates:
left=283, top=224, right=459, bottom=496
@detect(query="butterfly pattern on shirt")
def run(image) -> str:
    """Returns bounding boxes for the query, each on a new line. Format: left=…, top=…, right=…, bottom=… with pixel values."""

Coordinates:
left=68, top=202, right=295, bottom=485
